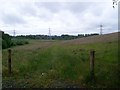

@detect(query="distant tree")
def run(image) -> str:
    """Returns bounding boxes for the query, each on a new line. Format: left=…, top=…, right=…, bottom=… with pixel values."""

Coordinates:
left=2, top=31, right=12, bottom=49
left=78, top=34, right=84, bottom=38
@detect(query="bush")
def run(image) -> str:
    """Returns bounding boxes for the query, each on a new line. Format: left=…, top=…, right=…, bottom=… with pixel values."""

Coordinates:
left=11, top=39, right=29, bottom=46
left=2, top=32, right=12, bottom=49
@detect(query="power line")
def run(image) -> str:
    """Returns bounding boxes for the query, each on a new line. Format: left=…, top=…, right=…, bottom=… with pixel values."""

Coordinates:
left=13, top=29, right=16, bottom=37
left=100, top=24, right=103, bottom=35
left=48, top=27, right=51, bottom=39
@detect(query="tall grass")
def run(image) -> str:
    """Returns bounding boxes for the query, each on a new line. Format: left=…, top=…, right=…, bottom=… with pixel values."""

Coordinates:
left=2, top=41, right=118, bottom=88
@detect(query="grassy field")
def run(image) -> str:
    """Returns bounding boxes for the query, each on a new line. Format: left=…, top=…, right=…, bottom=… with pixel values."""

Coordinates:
left=2, top=32, right=119, bottom=88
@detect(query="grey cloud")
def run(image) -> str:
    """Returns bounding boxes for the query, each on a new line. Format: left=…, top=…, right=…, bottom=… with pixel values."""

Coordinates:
left=2, top=13, right=26, bottom=25
left=64, top=2, right=93, bottom=13
left=35, top=2, right=61, bottom=13
left=0, top=1, right=117, bottom=35
left=35, top=2, right=94, bottom=14
left=19, top=3, right=37, bottom=16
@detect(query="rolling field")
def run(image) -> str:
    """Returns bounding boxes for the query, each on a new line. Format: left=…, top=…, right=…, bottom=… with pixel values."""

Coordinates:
left=2, top=32, right=119, bottom=88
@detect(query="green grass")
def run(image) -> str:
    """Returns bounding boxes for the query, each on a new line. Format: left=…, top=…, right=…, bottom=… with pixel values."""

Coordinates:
left=2, top=40, right=119, bottom=88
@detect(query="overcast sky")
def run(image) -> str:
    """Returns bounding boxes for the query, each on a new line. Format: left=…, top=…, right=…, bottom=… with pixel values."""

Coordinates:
left=0, top=0, right=118, bottom=36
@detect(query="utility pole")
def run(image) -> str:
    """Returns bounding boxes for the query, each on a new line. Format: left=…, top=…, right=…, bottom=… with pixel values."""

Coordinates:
left=13, top=29, right=16, bottom=37
left=100, top=24, right=103, bottom=35
left=48, top=27, right=51, bottom=40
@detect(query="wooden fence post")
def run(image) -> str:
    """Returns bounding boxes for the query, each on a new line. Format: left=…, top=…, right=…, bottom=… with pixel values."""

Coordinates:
left=90, top=50, right=95, bottom=82
left=8, top=49, right=12, bottom=75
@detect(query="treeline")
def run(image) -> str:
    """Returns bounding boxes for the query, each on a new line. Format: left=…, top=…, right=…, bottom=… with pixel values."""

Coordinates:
left=0, top=31, right=99, bottom=49
left=15, top=33, right=99, bottom=40
left=1, top=31, right=29, bottom=49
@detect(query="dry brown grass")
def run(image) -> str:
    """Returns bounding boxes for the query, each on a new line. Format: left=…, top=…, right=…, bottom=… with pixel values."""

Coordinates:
left=12, top=40, right=56, bottom=51
left=60, top=32, right=119, bottom=45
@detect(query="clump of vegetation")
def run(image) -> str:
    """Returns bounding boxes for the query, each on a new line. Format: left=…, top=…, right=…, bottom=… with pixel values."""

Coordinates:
left=11, top=39, right=29, bottom=46
left=1, top=31, right=29, bottom=49
left=1, top=31, right=12, bottom=49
